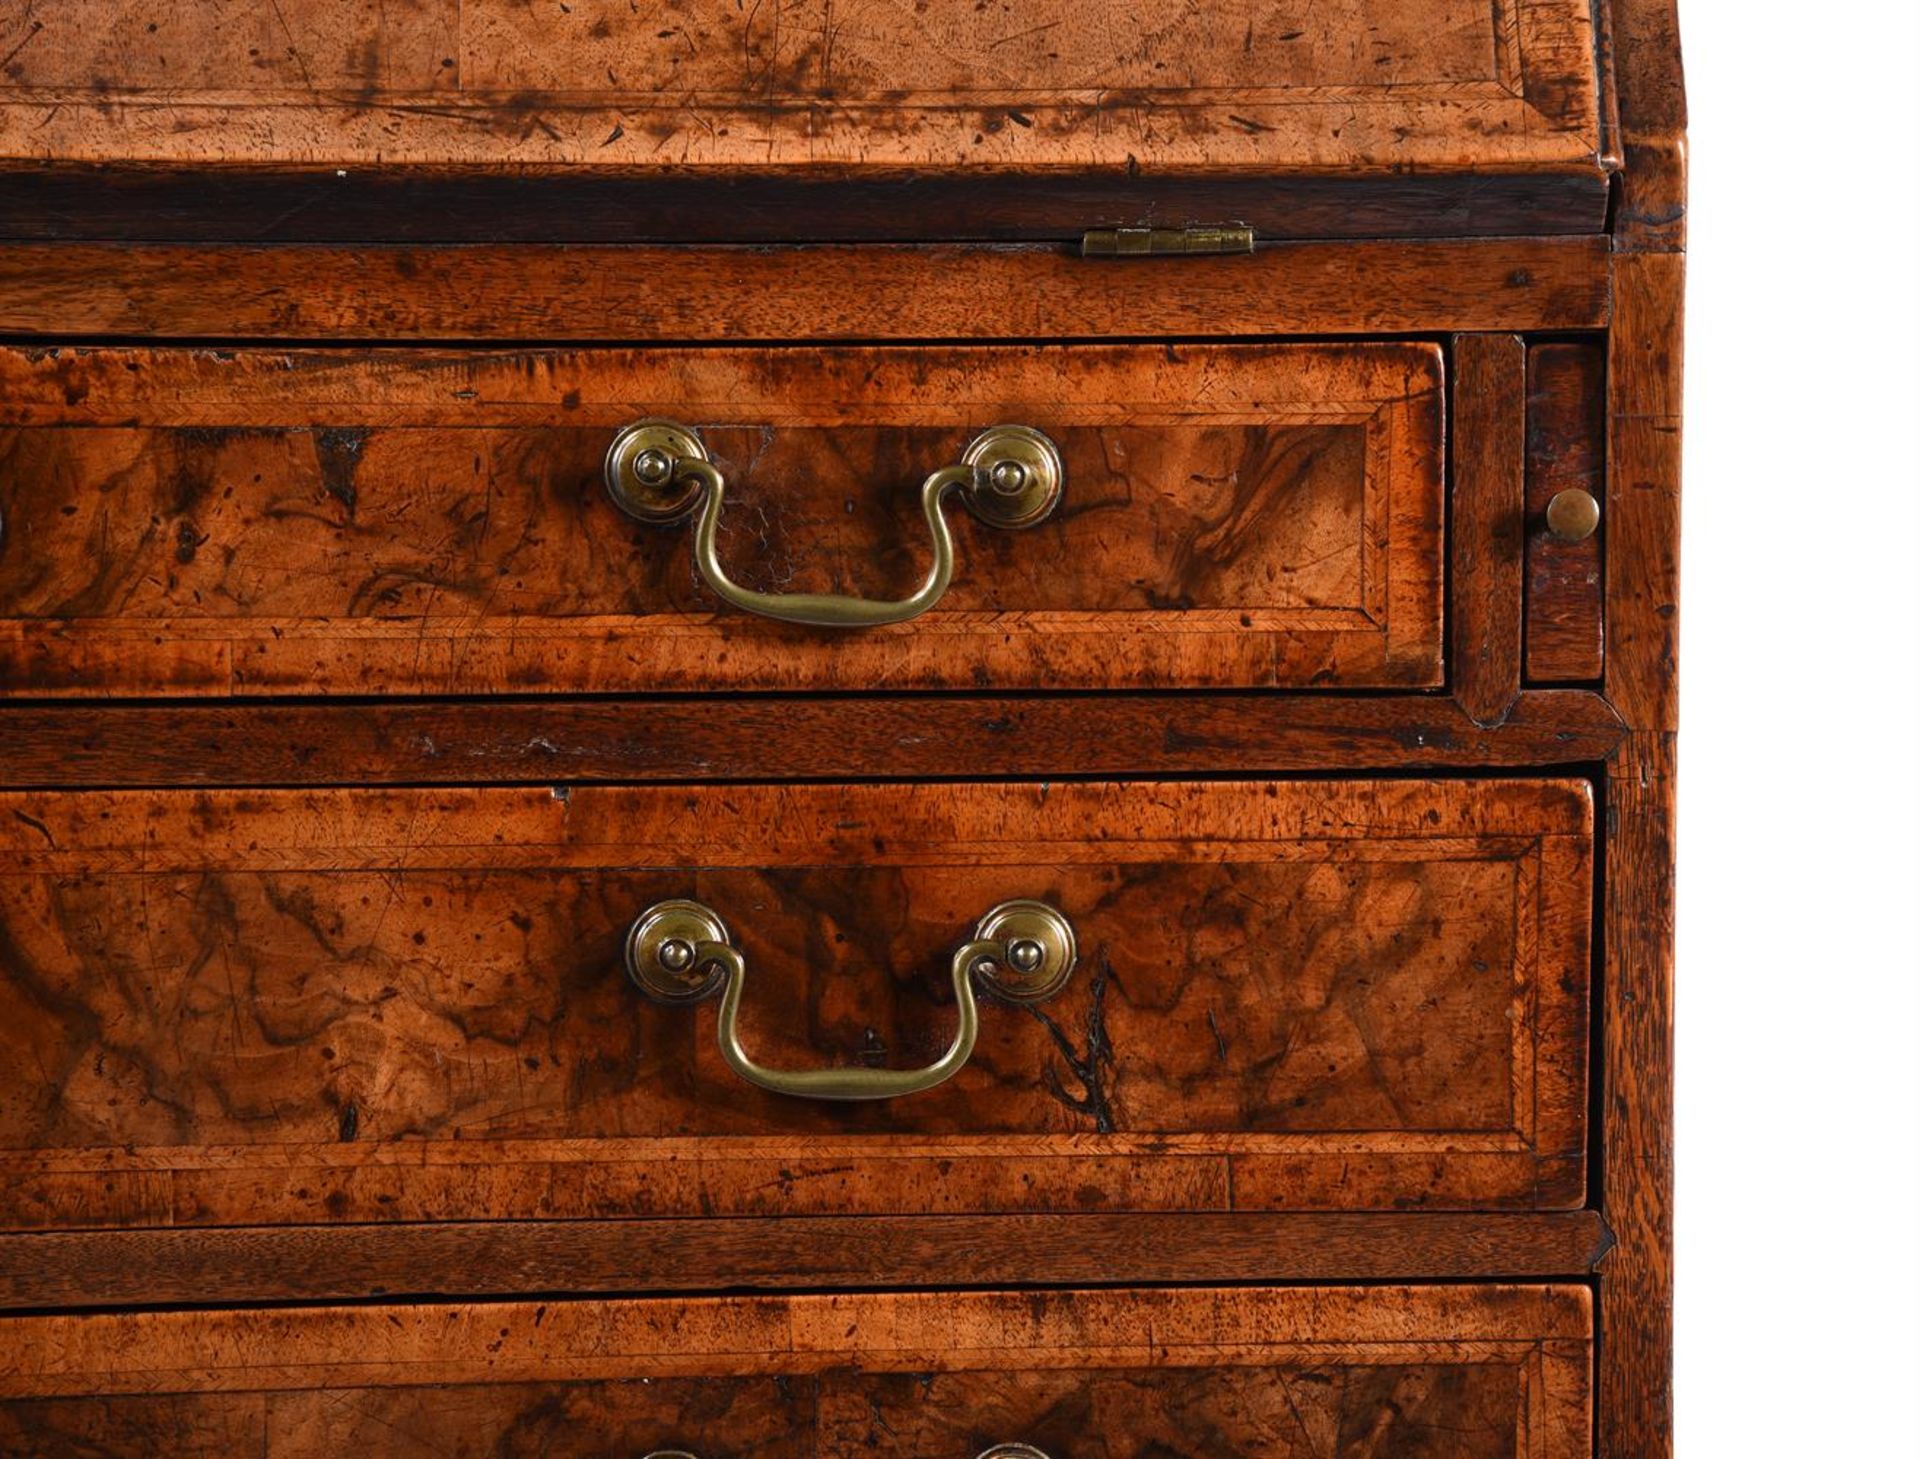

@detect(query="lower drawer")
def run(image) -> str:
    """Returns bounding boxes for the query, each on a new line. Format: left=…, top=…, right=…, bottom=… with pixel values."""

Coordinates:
left=0, top=777, right=1593, bottom=1227
left=0, top=1285, right=1593, bottom=1457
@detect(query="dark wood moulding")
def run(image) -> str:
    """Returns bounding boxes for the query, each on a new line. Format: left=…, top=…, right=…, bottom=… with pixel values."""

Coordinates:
left=0, top=237, right=1611, bottom=341
left=0, top=1211, right=1613, bottom=1310
left=0, top=166, right=1612, bottom=245
left=0, top=691, right=1625, bottom=788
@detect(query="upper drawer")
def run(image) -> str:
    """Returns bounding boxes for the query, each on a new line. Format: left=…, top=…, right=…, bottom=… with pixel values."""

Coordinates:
left=0, top=342, right=1444, bottom=698
left=0, top=1, right=1609, bottom=241
left=0, top=776, right=1590, bottom=1230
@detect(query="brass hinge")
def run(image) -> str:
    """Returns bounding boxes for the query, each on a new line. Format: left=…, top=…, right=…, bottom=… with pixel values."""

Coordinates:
left=1080, top=225, right=1256, bottom=258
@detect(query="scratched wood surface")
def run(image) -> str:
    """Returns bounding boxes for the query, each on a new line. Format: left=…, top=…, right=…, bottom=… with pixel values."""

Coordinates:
left=0, top=778, right=1592, bottom=1228
left=0, top=342, right=1444, bottom=698
left=0, top=1285, right=1594, bottom=1458
left=0, top=1, right=1609, bottom=243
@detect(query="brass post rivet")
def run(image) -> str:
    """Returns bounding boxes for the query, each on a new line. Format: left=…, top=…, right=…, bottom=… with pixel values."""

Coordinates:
left=657, top=937, right=696, bottom=973
left=1006, top=938, right=1045, bottom=974
left=633, top=448, right=675, bottom=488
left=989, top=459, right=1029, bottom=496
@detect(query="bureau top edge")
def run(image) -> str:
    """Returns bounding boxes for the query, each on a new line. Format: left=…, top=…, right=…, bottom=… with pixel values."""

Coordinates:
left=0, top=0, right=1658, bottom=245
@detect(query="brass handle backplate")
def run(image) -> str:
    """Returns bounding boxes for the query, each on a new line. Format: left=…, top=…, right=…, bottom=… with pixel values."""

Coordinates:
left=604, top=419, right=1065, bottom=628
left=626, top=898, right=1076, bottom=1101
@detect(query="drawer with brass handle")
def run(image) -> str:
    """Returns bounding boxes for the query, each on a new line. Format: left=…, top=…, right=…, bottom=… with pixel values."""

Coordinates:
left=0, top=1285, right=1593, bottom=1457
left=0, top=776, right=1590, bottom=1231
left=0, top=341, right=1443, bottom=698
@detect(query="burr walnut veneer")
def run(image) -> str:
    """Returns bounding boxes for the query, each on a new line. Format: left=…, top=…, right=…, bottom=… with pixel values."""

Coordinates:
left=0, top=344, right=1445, bottom=696
left=0, top=2, right=1684, bottom=1455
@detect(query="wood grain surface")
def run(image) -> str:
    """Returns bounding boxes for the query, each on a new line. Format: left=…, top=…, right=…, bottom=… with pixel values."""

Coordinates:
left=1525, top=342, right=1607, bottom=681
left=0, top=0, right=1611, bottom=243
left=1599, top=246, right=1684, bottom=1459
left=1450, top=334, right=1527, bottom=726
left=0, top=237, right=1612, bottom=341
left=1596, top=9, right=1685, bottom=1450
left=1606, top=0, right=1688, bottom=252
left=0, top=342, right=1444, bottom=697
left=0, top=778, right=1592, bottom=1228
left=0, top=0, right=1608, bottom=247
left=0, top=1211, right=1614, bottom=1309
left=0, top=0, right=1686, bottom=1449
left=0, top=1285, right=1594, bottom=1458
left=0, top=690, right=1627, bottom=789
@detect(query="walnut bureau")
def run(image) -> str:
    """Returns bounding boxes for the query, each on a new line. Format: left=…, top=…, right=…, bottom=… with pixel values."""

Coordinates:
left=0, top=3, right=1685, bottom=1455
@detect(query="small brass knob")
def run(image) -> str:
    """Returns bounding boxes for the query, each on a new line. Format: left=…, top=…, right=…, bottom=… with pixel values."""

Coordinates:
left=1545, top=488, right=1601, bottom=543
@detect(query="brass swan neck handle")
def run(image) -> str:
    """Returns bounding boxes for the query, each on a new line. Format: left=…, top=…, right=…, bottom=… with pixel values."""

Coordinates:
left=605, top=419, right=1065, bottom=628
left=625, top=898, right=1076, bottom=1101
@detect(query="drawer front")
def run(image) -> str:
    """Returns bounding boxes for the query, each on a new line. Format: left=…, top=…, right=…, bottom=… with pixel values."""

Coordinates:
left=0, top=343, right=1443, bottom=697
left=0, top=777, right=1590, bottom=1228
left=0, top=1285, right=1593, bottom=1457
